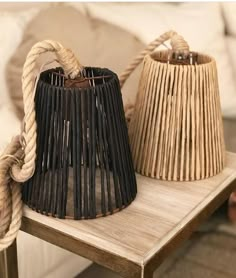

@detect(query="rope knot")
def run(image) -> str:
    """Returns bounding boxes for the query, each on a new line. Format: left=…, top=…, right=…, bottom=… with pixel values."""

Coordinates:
left=56, top=48, right=83, bottom=79
left=0, top=136, right=23, bottom=245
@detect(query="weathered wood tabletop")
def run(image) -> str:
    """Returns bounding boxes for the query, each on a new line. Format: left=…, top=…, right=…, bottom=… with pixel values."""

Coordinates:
left=20, top=152, right=236, bottom=278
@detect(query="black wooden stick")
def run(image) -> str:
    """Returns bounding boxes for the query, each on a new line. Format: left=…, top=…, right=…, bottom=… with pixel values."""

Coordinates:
left=22, top=67, right=137, bottom=219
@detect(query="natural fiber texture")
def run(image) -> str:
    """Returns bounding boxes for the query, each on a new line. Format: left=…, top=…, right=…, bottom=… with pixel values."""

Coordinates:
left=0, top=137, right=23, bottom=249
left=0, top=40, right=82, bottom=251
left=119, top=30, right=189, bottom=88
left=22, top=67, right=137, bottom=220
left=11, top=40, right=83, bottom=183
left=128, top=51, right=226, bottom=180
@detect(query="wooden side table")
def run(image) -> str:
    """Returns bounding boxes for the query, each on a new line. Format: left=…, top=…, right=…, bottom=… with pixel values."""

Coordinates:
left=2, top=152, right=236, bottom=278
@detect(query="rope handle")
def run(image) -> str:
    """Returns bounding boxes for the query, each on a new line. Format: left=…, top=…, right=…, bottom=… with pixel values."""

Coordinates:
left=0, top=33, right=188, bottom=251
left=9, top=33, right=189, bottom=182
left=11, top=40, right=83, bottom=183
left=119, top=30, right=189, bottom=88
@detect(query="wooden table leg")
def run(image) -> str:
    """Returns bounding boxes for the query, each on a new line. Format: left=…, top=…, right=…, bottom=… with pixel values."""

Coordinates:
left=142, top=268, right=154, bottom=278
left=0, top=249, right=6, bottom=278
left=0, top=241, right=19, bottom=278
left=143, top=274, right=153, bottom=278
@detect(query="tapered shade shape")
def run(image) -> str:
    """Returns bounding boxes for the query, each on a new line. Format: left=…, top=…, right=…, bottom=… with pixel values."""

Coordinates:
left=129, top=51, right=225, bottom=181
left=23, top=67, right=137, bottom=219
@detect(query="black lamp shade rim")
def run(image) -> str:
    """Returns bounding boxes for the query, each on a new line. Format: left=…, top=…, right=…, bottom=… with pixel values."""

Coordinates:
left=39, top=66, right=119, bottom=92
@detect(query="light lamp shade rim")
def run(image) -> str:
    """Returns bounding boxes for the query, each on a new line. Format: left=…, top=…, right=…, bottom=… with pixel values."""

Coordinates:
left=148, top=49, right=216, bottom=67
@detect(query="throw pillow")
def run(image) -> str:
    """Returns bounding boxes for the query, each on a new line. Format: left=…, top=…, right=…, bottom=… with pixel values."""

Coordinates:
left=6, top=5, right=145, bottom=119
left=78, top=2, right=236, bottom=118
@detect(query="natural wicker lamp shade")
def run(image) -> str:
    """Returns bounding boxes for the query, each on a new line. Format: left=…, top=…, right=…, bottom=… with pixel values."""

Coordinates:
left=128, top=50, right=226, bottom=181
left=22, top=67, right=137, bottom=219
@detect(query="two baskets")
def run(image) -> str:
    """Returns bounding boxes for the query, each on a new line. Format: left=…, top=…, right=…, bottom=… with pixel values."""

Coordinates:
left=5, top=32, right=227, bottom=222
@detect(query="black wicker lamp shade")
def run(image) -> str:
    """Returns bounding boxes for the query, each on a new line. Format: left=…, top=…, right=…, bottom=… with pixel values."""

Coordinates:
left=22, top=67, right=137, bottom=219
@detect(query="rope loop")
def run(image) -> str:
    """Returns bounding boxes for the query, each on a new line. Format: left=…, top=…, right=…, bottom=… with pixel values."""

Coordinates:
left=0, top=32, right=188, bottom=251
left=119, top=30, right=189, bottom=88
left=10, top=40, right=83, bottom=183
left=0, top=136, right=24, bottom=250
left=0, top=40, right=82, bottom=251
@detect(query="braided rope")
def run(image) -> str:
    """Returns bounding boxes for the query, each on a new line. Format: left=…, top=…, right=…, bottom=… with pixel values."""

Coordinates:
left=0, top=40, right=82, bottom=251
left=119, top=30, right=189, bottom=88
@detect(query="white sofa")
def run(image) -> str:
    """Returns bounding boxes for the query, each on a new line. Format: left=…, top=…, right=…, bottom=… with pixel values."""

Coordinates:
left=1, top=2, right=236, bottom=278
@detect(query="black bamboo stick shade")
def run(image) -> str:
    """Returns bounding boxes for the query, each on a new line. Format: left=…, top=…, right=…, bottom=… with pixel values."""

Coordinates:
left=22, top=67, right=137, bottom=219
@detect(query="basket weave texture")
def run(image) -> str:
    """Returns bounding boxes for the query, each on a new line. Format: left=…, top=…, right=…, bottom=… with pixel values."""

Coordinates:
left=23, top=67, right=137, bottom=219
left=129, top=51, right=225, bottom=181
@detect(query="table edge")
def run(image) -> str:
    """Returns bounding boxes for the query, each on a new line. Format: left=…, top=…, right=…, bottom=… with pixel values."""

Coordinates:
left=20, top=152, right=236, bottom=278
left=142, top=174, right=236, bottom=276
left=21, top=216, right=143, bottom=278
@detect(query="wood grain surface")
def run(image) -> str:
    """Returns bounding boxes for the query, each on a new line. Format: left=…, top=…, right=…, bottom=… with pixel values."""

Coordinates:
left=21, top=152, right=236, bottom=278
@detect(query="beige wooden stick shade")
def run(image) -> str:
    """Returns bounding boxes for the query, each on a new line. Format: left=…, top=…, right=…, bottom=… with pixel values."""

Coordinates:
left=129, top=50, right=226, bottom=181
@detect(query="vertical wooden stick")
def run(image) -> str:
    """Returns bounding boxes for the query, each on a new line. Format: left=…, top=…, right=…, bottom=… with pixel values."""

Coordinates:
left=129, top=51, right=225, bottom=181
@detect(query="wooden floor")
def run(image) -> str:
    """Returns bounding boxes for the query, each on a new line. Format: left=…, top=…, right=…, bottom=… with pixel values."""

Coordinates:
left=78, top=210, right=236, bottom=278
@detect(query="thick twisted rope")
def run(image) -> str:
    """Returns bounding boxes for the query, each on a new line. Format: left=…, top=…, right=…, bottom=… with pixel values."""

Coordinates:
left=0, top=137, right=23, bottom=249
left=119, top=30, right=189, bottom=88
left=0, top=33, right=189, bottom=250
left=0, top=40, right=82, bottom=251
left=121, top=31, right=189, bottom=123
left=11, top=40, right=83, bottom=183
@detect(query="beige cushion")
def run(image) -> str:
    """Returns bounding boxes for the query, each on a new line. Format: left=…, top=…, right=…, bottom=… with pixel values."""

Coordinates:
left=222, top=3, right=236, bottom=36
left=0, top=8, right=39, bottom=107
left=80, top=3, right=236, bottom=118
left=6, top=5, right=144, bottom=119
left=226, top=36, right=236, bottom=77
